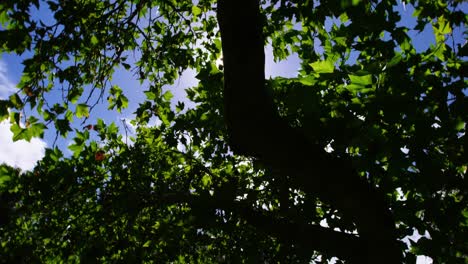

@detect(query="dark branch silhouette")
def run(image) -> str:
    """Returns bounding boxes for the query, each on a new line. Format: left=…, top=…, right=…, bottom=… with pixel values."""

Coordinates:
left=217, top=0, right=402, bottom=262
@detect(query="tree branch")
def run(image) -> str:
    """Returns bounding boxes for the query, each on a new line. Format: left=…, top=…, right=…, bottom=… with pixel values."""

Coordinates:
left=216, top=0, right=402, bottom=262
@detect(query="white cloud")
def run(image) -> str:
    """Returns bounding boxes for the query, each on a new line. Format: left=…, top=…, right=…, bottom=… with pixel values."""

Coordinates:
left=0, top=121, right=47, bottom=171
left=416, top=255, right=433, bottom=264
left=0, top=61, right=46, bottom=171
left=0, top=59, right=17, bottom=99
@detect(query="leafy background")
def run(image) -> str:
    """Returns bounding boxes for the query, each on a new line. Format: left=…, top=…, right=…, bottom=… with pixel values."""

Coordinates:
left=0, top=0, right=467, bottom=263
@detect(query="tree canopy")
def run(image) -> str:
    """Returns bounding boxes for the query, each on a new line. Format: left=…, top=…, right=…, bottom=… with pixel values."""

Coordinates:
left=0, top=0, right=467, bottom=263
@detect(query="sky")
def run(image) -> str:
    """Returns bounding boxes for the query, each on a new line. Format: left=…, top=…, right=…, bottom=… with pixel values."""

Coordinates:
left=0, top=1, right=466, bottom=262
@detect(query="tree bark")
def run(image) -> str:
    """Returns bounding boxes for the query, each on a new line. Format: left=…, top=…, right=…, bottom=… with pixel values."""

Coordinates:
left=217, top=0, right=402, bottom=262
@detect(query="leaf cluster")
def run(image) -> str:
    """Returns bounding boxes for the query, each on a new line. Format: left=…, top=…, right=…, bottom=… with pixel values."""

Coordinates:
left=0, top=0, right=467, bottom=262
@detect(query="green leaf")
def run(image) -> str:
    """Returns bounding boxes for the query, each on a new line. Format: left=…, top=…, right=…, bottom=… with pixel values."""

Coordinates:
left=432, top=43, right=447, bottom=61
left=10, top=123, right=31, bottom=141
left=96, top=118, right=105, bottom=131
left=56, top=118, right=72, bottom=137
left=115, top=94, right=128, bottom=113
left=9, top=111, right=20, bottom=124
left=192, top=5, right=202, bottom=16
left=175, top=102, right=185, bottom=113
left=144, top=91, right=156, bottom=100
left=349, top=74, right=372, bottom=86
left=107, top=122, right=119, bottom=137
left=110, top=85, right=123, bottom=96
left=122, top=63, right=131, bottom=70
left=433, top=16, right=452, bottom=40
left=76, top=104, right=89, bottom=118
left=310, top=60, right=334, bottom=73
left=0, top=176, right=11, bottom=188
left=49, top=147, right=63, bottom=162
left=0, top=10, right=9, bottom=26
left=214, top=38, right=222, bottom=52
left=68, top=143, right=84, bottom=158
left=201, top=174, right=212, bottom=187
left=339, top=12, right=349, bottom=23
left=159, top=110, right=170, bottom=126
left=0, top=100, right=10, bottom=121
left=387, top=53, right=402, bottom=68
left=68, top=88, right=83, bottom=104
left=298, top=76, right=317, bottom=86
left=90, top=35, right=99, bottom=45
left=0, top=168, right=11, bottom=188
left=143, top=240, right=151, bottom=247
left=162, top=90, right=173, bottom=102
left=400, top=38, right=412, bottom=52
left=454, top=119, right=465, bottom=131
left=108, top=122, right=119, bottom=135
left=9, top=94, right=23, bottom=109
left=29, top=123, right=47, bottom=138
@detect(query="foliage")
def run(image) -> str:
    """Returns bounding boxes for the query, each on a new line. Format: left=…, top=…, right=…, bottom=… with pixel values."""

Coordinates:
left=1, top=0, right=467, bottom=262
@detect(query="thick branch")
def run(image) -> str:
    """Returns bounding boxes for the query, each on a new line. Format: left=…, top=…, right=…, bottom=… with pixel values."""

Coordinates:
left=217, top=0, right=402, bottom=262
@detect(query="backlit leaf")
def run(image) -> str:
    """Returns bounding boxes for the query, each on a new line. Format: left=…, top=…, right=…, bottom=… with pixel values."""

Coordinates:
left=76, top=104, right=89, bottom=118
left=310, top=60, right=334, bottom=73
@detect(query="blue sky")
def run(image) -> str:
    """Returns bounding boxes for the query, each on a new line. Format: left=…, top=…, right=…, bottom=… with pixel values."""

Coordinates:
left=0, top=2, right=466, bottom=262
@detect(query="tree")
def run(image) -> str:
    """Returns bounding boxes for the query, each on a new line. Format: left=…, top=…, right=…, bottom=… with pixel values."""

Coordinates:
left=0, top=0, right=467, bottom=263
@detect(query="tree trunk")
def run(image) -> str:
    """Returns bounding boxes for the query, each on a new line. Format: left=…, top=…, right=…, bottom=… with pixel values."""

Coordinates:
left=217, top=0, right=402, bottom=262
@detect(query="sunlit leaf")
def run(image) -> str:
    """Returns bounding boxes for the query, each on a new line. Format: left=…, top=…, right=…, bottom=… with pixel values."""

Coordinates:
left=349, top=74, right=372, bottom=86
left=76, top=104, right=89, bottom=118
left=162, top=90, right=173, bottom=102
left=192, top=5, right=202, bottom=16
left=310, top=60, right=334, bottom=73
left=91, top=35, right=99, bottom=45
